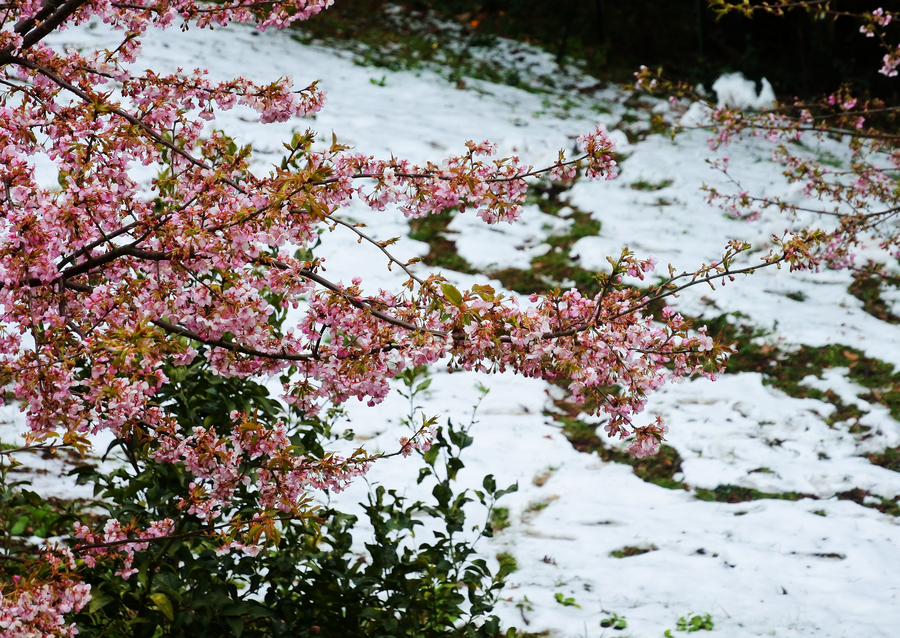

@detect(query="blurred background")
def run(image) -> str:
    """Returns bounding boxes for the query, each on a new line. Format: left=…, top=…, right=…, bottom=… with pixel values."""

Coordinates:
left=301, top=0, right=900, bottom=100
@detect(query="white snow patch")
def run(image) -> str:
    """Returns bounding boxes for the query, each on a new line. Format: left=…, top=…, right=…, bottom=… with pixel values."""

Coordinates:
left=712, top=72, right=776, bottom=110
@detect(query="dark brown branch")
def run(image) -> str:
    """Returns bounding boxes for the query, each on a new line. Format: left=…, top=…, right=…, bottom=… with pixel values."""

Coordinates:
left=266, top=258, right=437, bottom=334
left=11, top=0, right=65, bottom=39
left=60, top=245, right=172, bottom=280
left=14, top=0, right=83, bottom=46
left=21, top=277, right=92, bottom=293
left=0, top=442, right=75, bottom=455
left=152, top=319, right=315, bottom=361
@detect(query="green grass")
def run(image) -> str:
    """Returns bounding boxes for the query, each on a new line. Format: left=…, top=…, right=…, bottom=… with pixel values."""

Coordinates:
left=407, top=208, right=477, bottom=274
left=630, top=178, right=673, bottom=191
left=496, top=552, right=518, bottom=577
left=866, top=446, right=900, bottom=472
left=404, top=172, right=614, bottom=300
left=556, top=416, right=687, bottom=490
left=816, top=150, right=843, bottom=169
left=609, top=545, right=657, bottom=558
left=553, top=592, right=580, bottom=607
left=704, top=314, right=900, bottom=423
left=848, top=267, right=900, bottom=325
left=490, top=506, right=511, bottom=533
left=669, top=613, right=714, bottom=634
left=488, top=177, right=609, bottom=298
left=290, top=1, right=594, bottom=99
left=835, top=488, right=900, bottom=516
left=694, top=485, right=815, bottom=504
left=696, top=315, right=900, bottom=504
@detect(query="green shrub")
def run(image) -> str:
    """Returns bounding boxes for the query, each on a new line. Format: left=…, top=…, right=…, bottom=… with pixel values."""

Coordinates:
left=1, top=355, right=517, bottom=638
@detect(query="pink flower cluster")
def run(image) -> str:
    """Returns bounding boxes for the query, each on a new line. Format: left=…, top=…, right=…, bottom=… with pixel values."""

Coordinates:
left=73, top=518, right=175, bottom=579
left=150, top=413, right=372, bottom=521
left=861, top=7, right=893, bottom=38
left=399, top=425, right=437, bottom=457
left=0, top=578, right=91, bottom=638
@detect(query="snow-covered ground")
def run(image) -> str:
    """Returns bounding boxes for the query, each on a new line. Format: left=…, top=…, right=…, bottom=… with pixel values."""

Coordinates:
left=4, top=16, right=900, bottom=638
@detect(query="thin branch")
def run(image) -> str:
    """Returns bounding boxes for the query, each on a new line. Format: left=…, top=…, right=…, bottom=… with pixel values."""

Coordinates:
left=0, top=442, right=76, bottom=455
left=151, top=319, right=314, bottom=361
left=8, top=57, right=246, bottom=193
left=327, top=215, right=425, bottom=286
left=267, top=258, right=434, bottom=334
left=310, top=154, right=592, bottom=188
left=609, top=256, right=788, bottom=322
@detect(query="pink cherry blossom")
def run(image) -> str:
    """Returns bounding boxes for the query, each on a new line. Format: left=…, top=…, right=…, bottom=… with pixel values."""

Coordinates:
left=0, top=1, right=745, bottom=633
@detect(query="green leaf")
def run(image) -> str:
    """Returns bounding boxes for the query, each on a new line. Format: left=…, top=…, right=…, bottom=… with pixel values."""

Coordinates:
left=88, top=592, right=115, bottom=614
left=441, top=283, right=463, bottom=307
left=223, top=602, right=273, bottom=619
left=422, top=444, right=440, bottom=467
left=414, top=378, right=432, bottom=393
left=226, top=617, right=244, bottom=638
left=149, top=593, right=174, bottom=622
left=472, top=284, right=496, bottom=300
left=447, top=457, right=465, bottom=480
left=495, top=482, right=519, bottom=498
left=9, top=515, right=27, bottom=536
left=21, top=490, right=42, bottom=507
left=554, top=592, right=580, bottom=608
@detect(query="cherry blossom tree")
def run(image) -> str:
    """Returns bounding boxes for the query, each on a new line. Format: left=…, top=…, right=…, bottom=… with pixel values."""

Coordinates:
left=644, top=3, right=900, bottom=275
left=0, top=1, right=818, bottom=634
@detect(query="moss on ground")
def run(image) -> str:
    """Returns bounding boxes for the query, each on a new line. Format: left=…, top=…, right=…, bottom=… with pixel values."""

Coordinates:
left=694, top=485, right=816, bottom=504
left=407, top=208, right=477, bottom=274
left=496, top=552, right=518, bottom=577
left=549, top=312, right=900, bottom=511
left=863, top=446, right=900, bottom=473
left=704, top=314, right=900, bottom=423
left=555, top=415, right=687, bottom=491
left=488, top=178, right=609, bottom=298
left=609, top=545, right=657, bottom=558
left=848, top=266, right=900, bottom=325
left=835, top=488, right=900, bottom=517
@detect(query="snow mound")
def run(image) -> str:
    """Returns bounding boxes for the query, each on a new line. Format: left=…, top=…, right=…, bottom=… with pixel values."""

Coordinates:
left=712, top=72, right=776, bottom=109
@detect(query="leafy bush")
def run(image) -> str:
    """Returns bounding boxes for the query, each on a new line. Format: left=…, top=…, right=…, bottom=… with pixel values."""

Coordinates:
left=2, top=356, right=517, bottom=637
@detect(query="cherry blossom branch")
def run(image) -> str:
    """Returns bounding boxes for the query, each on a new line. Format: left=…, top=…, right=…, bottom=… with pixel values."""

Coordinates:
left=326, top=215, right=425, bottom=286
left=109, top=1, right=287, bottom=12
left=7, top=57, right=246, bottom=190
left=609, top=255, right=789, bottom=322
left=151, top=319, right=315, bottom=361
left=9, top=0, right=88, bottom=52
left=0, top=442, right=76, bottom=455
left=71, top=525, right=236, bottom=552
left=266, top=257, right=435, bottom=333
left=311, top=155, right=593, bottom=188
